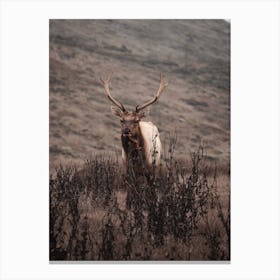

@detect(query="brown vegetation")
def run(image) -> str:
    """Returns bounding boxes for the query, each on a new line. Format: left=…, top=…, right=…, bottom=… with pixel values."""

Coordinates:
left=50, top=142, right=230, bottom=261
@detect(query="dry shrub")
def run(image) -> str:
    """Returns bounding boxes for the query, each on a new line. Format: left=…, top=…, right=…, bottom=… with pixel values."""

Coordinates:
left=50, top=137, right=230, bottom=261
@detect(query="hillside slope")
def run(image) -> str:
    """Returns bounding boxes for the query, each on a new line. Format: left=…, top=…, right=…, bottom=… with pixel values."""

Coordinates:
left=49, top=19, right=230, bottom=171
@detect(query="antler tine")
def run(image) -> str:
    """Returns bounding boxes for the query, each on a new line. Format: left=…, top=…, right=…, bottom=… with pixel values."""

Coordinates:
left=100, top=73, right=126, bottom=112
left=136, top=73, right=168, bottom=112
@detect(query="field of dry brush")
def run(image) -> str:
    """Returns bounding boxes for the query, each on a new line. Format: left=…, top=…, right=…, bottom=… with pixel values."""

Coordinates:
left=50, top=143, right=230, bottom=261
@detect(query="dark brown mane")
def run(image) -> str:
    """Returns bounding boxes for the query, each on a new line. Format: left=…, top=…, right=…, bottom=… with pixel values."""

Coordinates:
left=121, top=127, right=146, bottom=171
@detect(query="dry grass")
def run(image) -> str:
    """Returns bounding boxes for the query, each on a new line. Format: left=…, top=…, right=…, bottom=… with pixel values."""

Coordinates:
left=49, top=142, right=230, bottom=261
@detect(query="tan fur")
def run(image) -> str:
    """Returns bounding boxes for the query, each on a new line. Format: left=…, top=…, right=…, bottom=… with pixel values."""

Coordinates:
left=139, top=121, right=161, bottom=166
left=121, top=121, right=161, bottom=170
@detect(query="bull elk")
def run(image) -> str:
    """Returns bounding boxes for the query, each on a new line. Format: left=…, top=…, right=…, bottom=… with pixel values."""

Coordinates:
left=100, top=73, right=168, bottom=173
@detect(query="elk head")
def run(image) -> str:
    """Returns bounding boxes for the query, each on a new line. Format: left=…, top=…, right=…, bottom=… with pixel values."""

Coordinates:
left=100, top=73, right=168, bottom=140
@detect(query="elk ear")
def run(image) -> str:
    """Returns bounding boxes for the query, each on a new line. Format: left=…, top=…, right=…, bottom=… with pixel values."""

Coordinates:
left=139, top=109, right=149, bottom=119
left=111, top=106, right=123, bottom=118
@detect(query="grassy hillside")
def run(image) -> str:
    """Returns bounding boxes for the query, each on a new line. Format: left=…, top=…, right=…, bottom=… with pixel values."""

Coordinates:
left=49, top=19, right=230, bottom=172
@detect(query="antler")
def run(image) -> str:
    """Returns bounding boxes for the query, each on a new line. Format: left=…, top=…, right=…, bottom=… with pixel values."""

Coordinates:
left=100, top=73, right=126, bottom=112
left=136, top=73, right=168, bottom=112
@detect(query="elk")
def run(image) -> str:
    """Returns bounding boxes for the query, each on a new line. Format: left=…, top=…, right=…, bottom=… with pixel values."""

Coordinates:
left=100, top=73, right=168, bottom=173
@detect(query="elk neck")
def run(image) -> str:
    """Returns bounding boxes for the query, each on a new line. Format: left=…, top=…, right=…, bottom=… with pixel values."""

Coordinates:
left=121, top=127, right=145, bottom=162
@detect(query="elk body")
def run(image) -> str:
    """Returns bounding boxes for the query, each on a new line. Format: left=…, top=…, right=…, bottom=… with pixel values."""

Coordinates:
left=100, top=73, right=168, bottom=173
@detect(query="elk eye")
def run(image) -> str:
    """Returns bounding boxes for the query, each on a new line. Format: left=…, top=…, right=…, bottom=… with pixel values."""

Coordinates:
left=120, top=119, right=124, bottom=123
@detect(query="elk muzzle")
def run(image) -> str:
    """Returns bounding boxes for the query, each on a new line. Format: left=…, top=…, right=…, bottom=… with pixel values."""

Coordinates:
left=122, top=127, right=131, bottom=136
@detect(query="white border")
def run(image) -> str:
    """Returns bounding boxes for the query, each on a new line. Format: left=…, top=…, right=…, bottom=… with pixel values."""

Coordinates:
left=1, top=1, right=279, bottom=279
